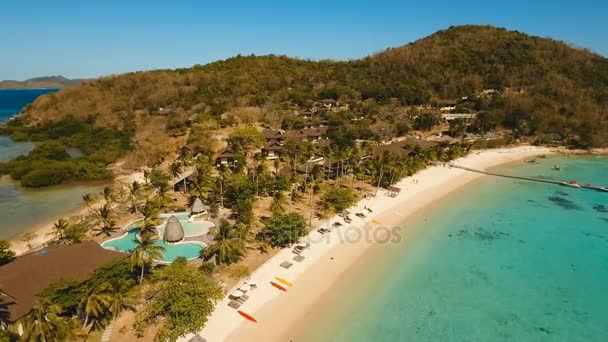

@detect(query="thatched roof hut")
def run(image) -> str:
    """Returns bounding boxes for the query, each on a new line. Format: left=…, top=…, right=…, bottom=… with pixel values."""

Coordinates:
left=163, top=215, right=184, bottom=242
left=191, top=198, right=209, bottom=214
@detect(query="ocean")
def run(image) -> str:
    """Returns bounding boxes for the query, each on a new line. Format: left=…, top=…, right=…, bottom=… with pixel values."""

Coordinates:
left=293, top=156, right=608, bottom=341
left=0, top=89, right=103, bottom=240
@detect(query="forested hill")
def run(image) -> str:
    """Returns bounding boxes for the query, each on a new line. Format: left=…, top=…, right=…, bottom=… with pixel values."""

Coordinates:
left=0, top=76, right=85, bottom=89
left=11, top=25, right=608, bottom=149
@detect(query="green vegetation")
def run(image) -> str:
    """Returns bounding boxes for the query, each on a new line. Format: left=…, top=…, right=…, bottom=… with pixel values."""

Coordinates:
left=134, top=258, right=223, bottom=342
left=0, top=115, right=132, bottom=187
left=0, top=241, right=15, bottom=266
left=202, top=219, right=246, bottom=265
left=262, top=212, right=307, bottom=247
left=319, top=187, right=357, bottom=214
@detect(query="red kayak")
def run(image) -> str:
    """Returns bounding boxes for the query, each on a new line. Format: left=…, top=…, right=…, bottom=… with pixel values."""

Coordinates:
left=237, top=310, right=257, bottom=323
left=270, top=281, right=287, bottom=291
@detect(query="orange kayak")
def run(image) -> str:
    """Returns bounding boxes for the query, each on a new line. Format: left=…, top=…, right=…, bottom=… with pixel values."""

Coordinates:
left=270, top=281, right=287, bottom=291
left=275, top=277, right=293, bottom=287
left=237, top=310, right=257, bottom=323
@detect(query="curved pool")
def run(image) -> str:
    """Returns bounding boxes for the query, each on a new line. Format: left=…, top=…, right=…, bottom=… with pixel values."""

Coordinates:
left=101, top=229, right=205, bottom=263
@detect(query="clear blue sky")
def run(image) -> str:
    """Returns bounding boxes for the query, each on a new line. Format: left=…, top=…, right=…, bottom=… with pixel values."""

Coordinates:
left=1, top=0, right=607, bottom=80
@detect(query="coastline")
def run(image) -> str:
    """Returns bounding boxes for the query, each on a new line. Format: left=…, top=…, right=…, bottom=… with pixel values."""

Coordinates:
left=5, top=172, right=142, bottom=256
left=178, top=145, right=553, bottom=342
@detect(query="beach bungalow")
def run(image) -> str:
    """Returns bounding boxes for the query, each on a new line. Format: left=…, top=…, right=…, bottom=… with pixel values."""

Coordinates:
left=0, top=242, right=125, bottom=330
left=173, top=170, right=198, bottom=193
left=262, top=129, right=285, bottom=142
left=261, top=140, right=283, bottom=160
left=191, top=197, right=209, bottom=215
left=215, top=148, right=238, bottom=167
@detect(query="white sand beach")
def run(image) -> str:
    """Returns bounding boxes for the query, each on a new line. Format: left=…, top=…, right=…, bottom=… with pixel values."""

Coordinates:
left=178, top=145, right=553, bottom=342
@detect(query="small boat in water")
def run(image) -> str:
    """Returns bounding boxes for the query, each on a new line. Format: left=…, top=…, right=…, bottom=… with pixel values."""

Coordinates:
left=562, top=180, right=582, bottom=188
left=552, top=164, right=561, bottom=171
left=599, top=187, right=608, bottom=192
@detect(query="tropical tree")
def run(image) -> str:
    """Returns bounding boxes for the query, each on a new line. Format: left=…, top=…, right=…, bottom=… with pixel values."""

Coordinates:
left=473, top=111, right=498, bottom=133
left=101, top=186, right=113, bottom=204
left=319, top=187, right=357, bottom=214
left=414, top=113, right=440, bottom=131
left=139, top=200, right=161, bottom=235
left=262, top=212, right=307, bottom=247
left=128, top=181, right=142, bottom=213
left=21, top=299, right=80, bottom=342
left=92, top=204, right=118, bottom=237
left=107, top=279, right=137, bottom=323
left=79, top=283, right=112, bottom=330
left=133, top=258, right=223, bottom=341
left=0, top=290, right=12, bottom=327
left=448, top=118, right=468, bottom=137
left=169, top=160, right=183, bottom=190
left=154, top=183, right=174, bottom=209
left=52, top=218, right=69, bottom=240
left=202, top=220, right=245, bottom=265
left=82, top=194, right=95, bottom=209
left=130, top=233, right=165, bottom=284
left=0, top=240, right=16, bottom=266
left=20, top=232, right=38, bottom=250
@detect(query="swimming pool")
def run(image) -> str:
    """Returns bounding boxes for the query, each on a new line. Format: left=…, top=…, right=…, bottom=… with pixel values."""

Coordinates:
left=158, top=212, right=214, bottom=237
left=100, top=229, right=205, bottom=263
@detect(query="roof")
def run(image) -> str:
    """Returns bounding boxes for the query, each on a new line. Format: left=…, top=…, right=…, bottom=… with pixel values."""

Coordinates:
left=262, top=129, right=284, bottom=140
left=287, top=127, right=328, bottom=139
left=0, top=241, right=125, bottom=322
left=191, top=198, right=208, bottom=214
left=375, top=139, right=439, bottom=157
left=262, top=140, right=283, bottom=151
left=163, top=216, right=185, bottom=242
left=216, top=148, right=236, bottom=159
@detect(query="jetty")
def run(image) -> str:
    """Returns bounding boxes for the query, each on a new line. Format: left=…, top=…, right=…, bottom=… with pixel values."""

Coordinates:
left=450, top=164, right=606, bottom=192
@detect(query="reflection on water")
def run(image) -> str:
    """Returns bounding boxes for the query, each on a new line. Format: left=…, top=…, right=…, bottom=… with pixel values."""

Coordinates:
left=0, top=136, right=34, bottom=162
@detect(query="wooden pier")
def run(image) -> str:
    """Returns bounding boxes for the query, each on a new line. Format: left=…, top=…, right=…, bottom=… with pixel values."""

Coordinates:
left=450, top=164, right=606, bottom=192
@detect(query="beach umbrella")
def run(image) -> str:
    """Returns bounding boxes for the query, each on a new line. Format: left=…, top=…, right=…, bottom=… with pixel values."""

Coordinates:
left=239, top=284, right=251, bottom=292
left=231, top=290, right=244, bottom=298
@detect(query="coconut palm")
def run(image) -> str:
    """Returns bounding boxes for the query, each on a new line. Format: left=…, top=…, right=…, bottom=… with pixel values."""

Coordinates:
left=128, top=181, right=142, bottom=213
left=131, top=233, right=165, bottom=284
left=101, top=186, right=113, bottom=204
left=92, top=204, right=118, bottom=237
left=202, top=219, right=245, bottom=265
left=107, top=279, right=137, bottom=323
left=154, top=183, right=173, bottom=209
left=82, top=194, right=95, bottom=209
left=139, top=200, right=161, bottom=235
left=79, top=283, right=112, bottom=330
left=169, top=159, right=183, bottom=190
left=52, top=218, right=69, bottom=240
left=21, top=299, right=79, bottom=342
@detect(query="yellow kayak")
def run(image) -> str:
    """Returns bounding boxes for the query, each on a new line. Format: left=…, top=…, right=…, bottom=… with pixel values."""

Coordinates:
left=275, top=277, right=293, bottom=287
left=372, top=219, right=383, bottom=225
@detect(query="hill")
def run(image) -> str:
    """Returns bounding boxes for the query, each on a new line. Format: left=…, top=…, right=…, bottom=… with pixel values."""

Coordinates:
left=6, top=25, right=608, bottom=165
left=0, top=76, right=85, bottom=89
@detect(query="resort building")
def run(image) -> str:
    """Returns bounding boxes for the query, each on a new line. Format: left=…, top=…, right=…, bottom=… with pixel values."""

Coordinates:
left=441, top=113, right=478, bottom=121
left=173, top=170, right=198, bottom=193
left=261, top=140, right=283, bottom=160
left=215, top=148, right=237, bottom=167
left=0, top=242, right=125, bottom=325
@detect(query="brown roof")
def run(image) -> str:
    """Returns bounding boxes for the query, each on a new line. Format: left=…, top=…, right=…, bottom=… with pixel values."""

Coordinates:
left=262, top=129, right=284, bottom=140
left=375, top=139, right=439, bottom=157
left=0, top=241, right=125, bottom=322
left=263, top=141, right=283, bottom=151
left=216, top=148, right=236, bottom=159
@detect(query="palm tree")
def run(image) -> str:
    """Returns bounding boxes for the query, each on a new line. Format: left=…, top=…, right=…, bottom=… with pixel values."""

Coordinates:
left=82, top=194, right=95, bottom=209
left=202, top=219, right=245, bottom=265
left=92, top=204, right=118, bottom=237
left=107, top=279, right=137, bottom=323
left=139, top=200, right=161, bottom=235
left=52, top=218, right=69, bottom=240
left=21, top=299, right=79, bottom=342
left=154, top=183, right=173, bottom=209
left=131, top=233, right=165, bottom=284
left=128, top=181, right=142, bottom=213
left=270, top=191, right=286, bottom=215
left=169, top=160, right=183, bottom=190
left=101, top=186, right=113, bottom=204
left=20, top=232, right=37, bottom=250
left=0, top=291, right=12, bottom=328
left=79, top=283, right=112, bottom=330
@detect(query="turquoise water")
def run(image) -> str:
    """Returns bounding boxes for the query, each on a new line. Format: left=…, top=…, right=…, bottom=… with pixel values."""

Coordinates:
left=101, top=228, right=205, bottom=263
left=158, top=212, right=213, bottom=237
left=294, top=156, right=608, bottom=342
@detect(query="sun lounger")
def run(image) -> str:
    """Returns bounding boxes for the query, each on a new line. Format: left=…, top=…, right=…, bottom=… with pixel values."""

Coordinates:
left=365, top=207, right=373, bottom=213
left=235, top=295, right=249, bottom=304
left=332, top=222, right=342, bottom=227
left=356, top=212, right=366, bottom=218
left=344, top=217, right=352, bottom=223
left=280, top=261, right=293, bottom=269
left=293, top=255, right=305, bottom=262
left=228, top=300, right=242, bottom=309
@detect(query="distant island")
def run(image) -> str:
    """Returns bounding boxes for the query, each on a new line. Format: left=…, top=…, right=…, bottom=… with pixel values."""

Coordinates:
left=0, top=76, right=86, bottom=89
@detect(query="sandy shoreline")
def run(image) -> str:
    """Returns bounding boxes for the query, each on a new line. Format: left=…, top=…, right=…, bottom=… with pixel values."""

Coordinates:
left=176, top=145, right=553, bottom=342
left=6, top=172, right=143, bottom=256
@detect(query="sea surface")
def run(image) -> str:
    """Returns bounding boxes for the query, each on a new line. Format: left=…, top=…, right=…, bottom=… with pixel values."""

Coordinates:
left=293, top=156, right=608, bottom=342
left=0, top=89, right=103, bottom=240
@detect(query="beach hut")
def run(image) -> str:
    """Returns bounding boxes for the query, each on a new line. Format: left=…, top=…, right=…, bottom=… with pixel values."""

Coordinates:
left=191, top=197, right=208, bottom=215
left=163, top=215, right=184, bottom=243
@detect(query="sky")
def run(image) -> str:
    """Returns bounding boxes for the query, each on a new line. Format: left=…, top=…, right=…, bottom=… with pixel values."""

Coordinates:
left=1, top=0, right=607, bottom=80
